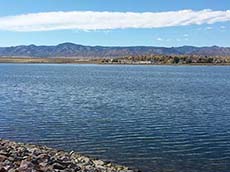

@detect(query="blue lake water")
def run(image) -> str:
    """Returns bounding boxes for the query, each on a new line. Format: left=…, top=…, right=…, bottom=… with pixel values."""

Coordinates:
left=0, top=64, right=230, bottom=172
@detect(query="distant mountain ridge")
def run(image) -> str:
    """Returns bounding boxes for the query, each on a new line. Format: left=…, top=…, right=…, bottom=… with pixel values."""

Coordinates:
left=0, top=43, right=230, bottom=58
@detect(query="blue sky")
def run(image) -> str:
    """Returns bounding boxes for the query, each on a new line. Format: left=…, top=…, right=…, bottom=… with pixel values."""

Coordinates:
left=0, top=0, right=230, bottom=47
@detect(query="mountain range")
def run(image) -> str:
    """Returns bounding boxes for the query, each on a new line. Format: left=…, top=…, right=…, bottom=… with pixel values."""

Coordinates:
left=0, top=43, right=230, bottom=58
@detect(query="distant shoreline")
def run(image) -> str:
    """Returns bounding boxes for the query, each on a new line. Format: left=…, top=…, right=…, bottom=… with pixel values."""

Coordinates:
left=1, top=57, right=230, bottom=66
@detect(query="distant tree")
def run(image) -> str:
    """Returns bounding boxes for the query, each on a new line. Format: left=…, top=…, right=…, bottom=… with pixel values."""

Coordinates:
left=173, top=57, right=180, bottom=63
left=207, top=57, right=213, bottom=63
left=112, top=59, right=119, bottom=63
left=185, top=58, right=192, bottom=64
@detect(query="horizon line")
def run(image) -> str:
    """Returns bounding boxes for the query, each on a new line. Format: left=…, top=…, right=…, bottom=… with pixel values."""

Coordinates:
left=0, top=42, right=228, bottom=48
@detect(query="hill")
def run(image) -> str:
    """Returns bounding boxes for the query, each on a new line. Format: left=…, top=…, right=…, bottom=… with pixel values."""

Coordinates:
left=0, top=43, right=230, bottom=58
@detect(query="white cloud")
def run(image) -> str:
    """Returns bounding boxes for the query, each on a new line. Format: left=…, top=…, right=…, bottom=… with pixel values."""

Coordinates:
left=205, top=26, right=213, bottom=30
left=220, top=25, right=226, bottom=29
left=157, top=37, right=163, bottom=41
left=0, top=9, right=230, bottom=32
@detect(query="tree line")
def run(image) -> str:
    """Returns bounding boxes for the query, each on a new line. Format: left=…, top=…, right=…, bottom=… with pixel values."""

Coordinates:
left=101, top=55, right=230, bottom=64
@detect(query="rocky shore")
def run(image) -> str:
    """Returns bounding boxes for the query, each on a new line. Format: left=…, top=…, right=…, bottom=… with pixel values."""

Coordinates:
left=0, top=139, right=140, bottom=172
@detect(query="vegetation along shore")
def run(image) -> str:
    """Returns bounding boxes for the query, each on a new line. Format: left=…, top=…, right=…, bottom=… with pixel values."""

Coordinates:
left=1, top=55, right=230, bottom=65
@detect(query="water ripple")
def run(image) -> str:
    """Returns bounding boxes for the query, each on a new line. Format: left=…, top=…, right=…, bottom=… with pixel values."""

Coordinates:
left=0, top=64, right=230, bottom=172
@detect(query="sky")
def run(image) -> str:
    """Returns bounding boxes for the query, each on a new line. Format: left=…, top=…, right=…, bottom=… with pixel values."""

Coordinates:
left=0, top=0, right=230, bottom=47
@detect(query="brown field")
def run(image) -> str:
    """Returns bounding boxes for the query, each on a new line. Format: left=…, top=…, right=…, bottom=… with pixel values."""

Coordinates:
left=0, top=57, right=101, bottom=64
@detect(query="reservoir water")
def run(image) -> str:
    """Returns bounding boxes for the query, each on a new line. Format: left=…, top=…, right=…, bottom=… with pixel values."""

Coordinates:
left=0, top=64, right=230, bottom=172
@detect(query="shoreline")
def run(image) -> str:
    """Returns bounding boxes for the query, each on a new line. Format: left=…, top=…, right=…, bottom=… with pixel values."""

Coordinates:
left=0, top=57, right=230, bottom=66
left=0, top=139, right=140, bottom=172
